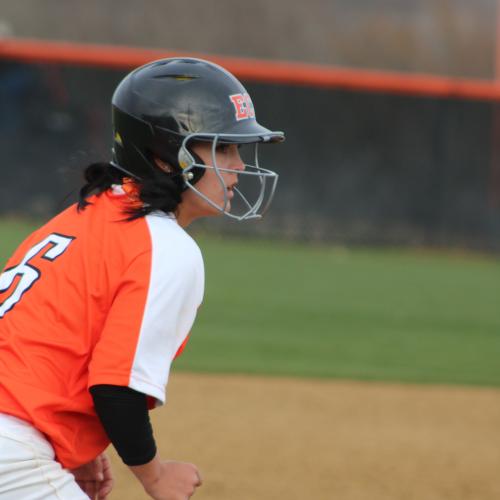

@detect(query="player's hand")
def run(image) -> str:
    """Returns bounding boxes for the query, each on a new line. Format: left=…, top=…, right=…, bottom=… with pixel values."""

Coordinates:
left=131, top=459, right=202, bottom=500
left=148, top=461, right=202, bottom=500
left=71, top=452, right=114, bottom=499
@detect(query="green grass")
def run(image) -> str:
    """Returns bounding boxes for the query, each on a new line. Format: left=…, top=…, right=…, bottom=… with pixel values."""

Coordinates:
left=0, top=218, right=37, bottom=263
left=2, top=218, right=500, bottom=387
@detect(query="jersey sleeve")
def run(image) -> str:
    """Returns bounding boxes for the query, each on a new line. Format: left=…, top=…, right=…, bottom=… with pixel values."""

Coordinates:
left=88, top=221, right=204, bottom=405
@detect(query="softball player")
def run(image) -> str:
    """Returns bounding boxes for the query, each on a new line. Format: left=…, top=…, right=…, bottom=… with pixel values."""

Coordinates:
left=0, top=58, right=284, bottom=499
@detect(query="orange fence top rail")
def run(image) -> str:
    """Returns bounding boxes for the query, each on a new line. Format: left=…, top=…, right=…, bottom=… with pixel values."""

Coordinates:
left=2, top=37, right=500, bottom=102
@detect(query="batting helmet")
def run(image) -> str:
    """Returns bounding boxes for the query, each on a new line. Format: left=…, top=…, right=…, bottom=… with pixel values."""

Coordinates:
left=111, top=57, right=284, bottom=220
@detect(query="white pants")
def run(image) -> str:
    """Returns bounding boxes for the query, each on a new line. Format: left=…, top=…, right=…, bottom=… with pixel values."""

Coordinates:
left=0, top=413, right=88, bottom=499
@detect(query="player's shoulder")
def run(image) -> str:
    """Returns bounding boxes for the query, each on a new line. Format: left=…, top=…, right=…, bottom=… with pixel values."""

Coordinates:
left=144, top=212, right=203, bottom=265
left=14, top=204, right=79, bottom=249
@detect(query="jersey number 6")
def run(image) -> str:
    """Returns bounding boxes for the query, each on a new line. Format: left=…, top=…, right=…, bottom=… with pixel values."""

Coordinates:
left=0, top=233, right=75, bottom=318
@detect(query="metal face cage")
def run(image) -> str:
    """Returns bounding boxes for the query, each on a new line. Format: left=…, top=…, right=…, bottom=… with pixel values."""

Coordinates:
left=179, top=133, right=280, bottom=221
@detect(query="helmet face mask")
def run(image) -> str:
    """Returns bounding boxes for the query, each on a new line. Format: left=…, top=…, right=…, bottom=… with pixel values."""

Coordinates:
left=178, top=134, right=279, bottom=221
left=111, top=57, right=284, bottom=221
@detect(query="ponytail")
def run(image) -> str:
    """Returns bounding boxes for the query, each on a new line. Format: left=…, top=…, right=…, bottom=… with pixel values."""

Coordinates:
left=77, top=162, right=185, bottom=219
left=77, top=162, right=123, bottom=211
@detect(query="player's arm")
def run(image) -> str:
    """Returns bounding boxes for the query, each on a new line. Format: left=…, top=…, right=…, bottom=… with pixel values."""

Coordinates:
left=89, top=385, right=156, bottom=465
left=89, top=384, right=202, bottom=499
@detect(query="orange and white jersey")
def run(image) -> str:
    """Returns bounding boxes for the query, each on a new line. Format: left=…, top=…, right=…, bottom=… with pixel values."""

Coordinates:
left=0, top=189, right=204, bottom=469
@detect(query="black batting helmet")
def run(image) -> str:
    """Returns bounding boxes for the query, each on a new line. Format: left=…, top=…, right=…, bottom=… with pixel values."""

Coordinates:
left=111, top=57, right=284, bottom=220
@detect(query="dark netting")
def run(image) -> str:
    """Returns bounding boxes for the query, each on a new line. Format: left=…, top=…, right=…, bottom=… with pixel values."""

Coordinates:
left=1, top=60, right=499, bottom=250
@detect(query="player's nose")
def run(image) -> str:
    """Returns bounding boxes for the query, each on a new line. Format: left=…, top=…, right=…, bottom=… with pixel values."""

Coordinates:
left=231, top=150, right=245, bottom=172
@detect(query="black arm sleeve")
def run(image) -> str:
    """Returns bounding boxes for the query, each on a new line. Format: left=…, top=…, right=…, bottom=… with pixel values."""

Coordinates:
left=89, top=384, right=157, bottom=466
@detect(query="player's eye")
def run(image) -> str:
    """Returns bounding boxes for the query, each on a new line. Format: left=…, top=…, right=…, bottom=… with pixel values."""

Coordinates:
left=216, top=144, right=230, bottom=153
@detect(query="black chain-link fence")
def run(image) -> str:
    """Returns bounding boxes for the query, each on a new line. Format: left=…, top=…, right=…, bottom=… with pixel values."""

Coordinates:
left=1, top=60, right=499, bottom=251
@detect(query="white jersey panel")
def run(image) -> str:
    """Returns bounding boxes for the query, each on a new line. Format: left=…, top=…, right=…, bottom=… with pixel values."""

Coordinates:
left=128, top=213, right=204, bottom=404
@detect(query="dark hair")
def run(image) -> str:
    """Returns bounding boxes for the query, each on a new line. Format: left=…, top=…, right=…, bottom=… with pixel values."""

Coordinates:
left=77, top=162, right=184, bottom=219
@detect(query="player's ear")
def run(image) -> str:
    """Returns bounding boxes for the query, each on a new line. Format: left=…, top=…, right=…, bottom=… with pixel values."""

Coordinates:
left=154, top=157, right=174, bottom=173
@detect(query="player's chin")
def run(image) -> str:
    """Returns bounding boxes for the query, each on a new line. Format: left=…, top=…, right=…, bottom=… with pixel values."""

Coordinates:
left=216, top=200, right=231, bottom=215
left=216, top=192, right=232, bottom=214
left=202, top=199, right=231, bottom=218
left=199, top=190, right=233, bottom=217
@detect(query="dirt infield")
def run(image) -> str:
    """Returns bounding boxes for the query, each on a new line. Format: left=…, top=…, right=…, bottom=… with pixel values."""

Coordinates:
left=107, top=373, right=500, bottom=500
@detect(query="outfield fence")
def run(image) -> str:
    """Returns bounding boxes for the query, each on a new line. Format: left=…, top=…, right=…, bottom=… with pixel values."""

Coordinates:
left=1, top=38, right=500, bottom=250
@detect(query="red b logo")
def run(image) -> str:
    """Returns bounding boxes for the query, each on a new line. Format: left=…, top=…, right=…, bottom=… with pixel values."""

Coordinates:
left=229, top=93, right=255, bottom=121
